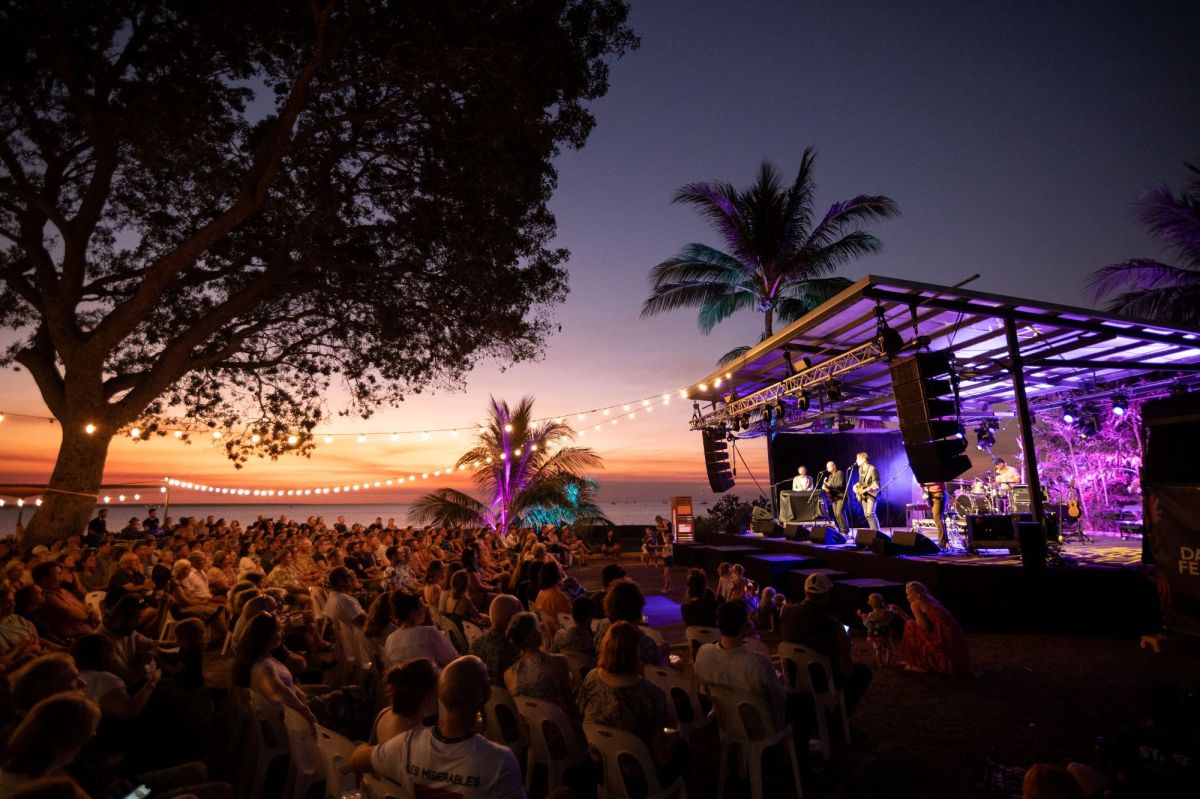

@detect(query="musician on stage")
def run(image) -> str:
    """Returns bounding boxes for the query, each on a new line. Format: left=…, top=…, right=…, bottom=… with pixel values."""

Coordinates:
left=922, top=481, right=948, bottom=549
left=792, top=466, right=814, bottom=491
left=994, top=459, right=1020, bottom=488
left=821, top=460, right=848, bottom=536
left=854, top=452, right=881, bottom=531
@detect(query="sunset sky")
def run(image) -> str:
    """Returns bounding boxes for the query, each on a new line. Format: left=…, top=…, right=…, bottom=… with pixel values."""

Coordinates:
left=2, top=2, right=1199, bottom=506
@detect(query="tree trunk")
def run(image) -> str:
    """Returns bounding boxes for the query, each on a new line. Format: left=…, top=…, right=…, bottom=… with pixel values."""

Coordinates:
left=21, top=423, right=113, bottom=547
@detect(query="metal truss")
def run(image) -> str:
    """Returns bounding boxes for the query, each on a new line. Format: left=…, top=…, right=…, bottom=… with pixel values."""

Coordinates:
left=690, top=339, right=888, bottom=430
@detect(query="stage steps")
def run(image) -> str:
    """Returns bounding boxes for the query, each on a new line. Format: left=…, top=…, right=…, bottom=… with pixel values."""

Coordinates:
left=744, top=554, right=822, bottom=592
left=786, top=568, right=852, bottom=598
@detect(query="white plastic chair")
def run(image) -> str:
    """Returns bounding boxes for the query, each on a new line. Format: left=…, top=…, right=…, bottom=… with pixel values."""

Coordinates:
left=685, top=626, right=720, bottom=663
left=481, top=685, right=528, bottom=759
left=707, top=684, right=803, bottom=799
left=462, top=619, right=484, bottom=646
left=313, top=725, right=359, bottom=799
left=560, top=650, right=596, bottom=693
left=442, top=620, right=469, bottom=654
left=584, top=722, right=687, bottom=799
left=84, top=591, right=106, bottom=617
left=777, top=642, right=850, bottom=761
left=157, top=594, right=179, bottom=643
left=742, top=637, right=771, bottom=659
left=282, top=706, right=324, bottom=799
left=516, top=697, right=587, bottom=794
left=244, top=691, right=293, bottom=799
left=643, top=666, right=711, bottom=741
left=363, top=772, right=406, bottom=799
left=639, top=624, right=666, bottom=648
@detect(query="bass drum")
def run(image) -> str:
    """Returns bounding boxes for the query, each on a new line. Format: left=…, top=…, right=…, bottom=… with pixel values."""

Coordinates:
left=953, top=490, right=992, bottom=516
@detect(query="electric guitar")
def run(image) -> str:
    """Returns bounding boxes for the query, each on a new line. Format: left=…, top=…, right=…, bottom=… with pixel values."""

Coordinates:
left=1067, top=480, right=1082, bottom=518
left=853, top=471, right=879, bottom=501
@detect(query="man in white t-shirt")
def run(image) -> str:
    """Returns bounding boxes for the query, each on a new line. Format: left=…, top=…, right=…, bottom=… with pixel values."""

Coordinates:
left=694, top=599, right=787, bottom=729
left=351, top=655, right=525, bottom=799
left=325, top=567, right=366, bottom=628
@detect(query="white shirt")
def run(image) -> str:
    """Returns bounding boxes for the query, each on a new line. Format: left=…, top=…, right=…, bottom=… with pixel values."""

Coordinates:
left=693, top=641, right=787, bottom=729
left=80, top=669, right=126, bottom=704
left=325, top=590, right=365, bottom=627
left=792, top=474, right=814, bottom=491
left=371, top=725, right=525, bottom=799
left=384, top=625, right=459, bottom=668
left=181, top=568, right=212, bottom=600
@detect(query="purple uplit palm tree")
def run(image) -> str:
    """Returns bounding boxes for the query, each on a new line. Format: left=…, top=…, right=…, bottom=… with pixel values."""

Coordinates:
left=1088, top=162, right=1200, bottom=325
left=408, top=396, right=607, bottom=533
left=642, top=148, right=899, bottom=365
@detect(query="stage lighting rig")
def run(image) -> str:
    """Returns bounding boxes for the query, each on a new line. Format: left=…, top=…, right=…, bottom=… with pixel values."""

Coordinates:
left=837, top=417, right=855, bottom=432
left=826, top=381, right=843, bottom=402
left=1062, top=402, right=1079, bottom=425
left=974, top=422, right=996, bottom=450
left=1111, top=393, right=1128, bottom=416
left=796, top=389, right=811, bottom=412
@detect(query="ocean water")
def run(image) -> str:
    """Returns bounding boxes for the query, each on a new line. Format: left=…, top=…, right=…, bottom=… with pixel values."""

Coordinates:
left=0, top=500, right=685, bottom=535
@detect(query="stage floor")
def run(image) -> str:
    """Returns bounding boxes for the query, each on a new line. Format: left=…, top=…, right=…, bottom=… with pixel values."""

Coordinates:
left=680, top=532, right=1157, bottom=636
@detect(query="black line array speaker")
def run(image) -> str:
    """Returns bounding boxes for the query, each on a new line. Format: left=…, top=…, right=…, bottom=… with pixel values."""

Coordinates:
left=890, top=352, right=971, bottom=483
left=702, top=429, right=735, bottom=493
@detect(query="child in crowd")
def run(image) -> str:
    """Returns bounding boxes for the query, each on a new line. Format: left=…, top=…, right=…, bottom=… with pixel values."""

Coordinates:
left=641, top=528, right=660, bottom=566
left=858, top=592, right=897, bottom=667
left=756, top=586, right=776, bottom=632
left=715, top=562, right=732, bottom=600
left=724, top=564, right=749, bottom=603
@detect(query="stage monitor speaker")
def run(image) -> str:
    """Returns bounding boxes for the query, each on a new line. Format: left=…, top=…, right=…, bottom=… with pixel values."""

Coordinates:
left=808, top=525, right=847, bottom=545
left=890, top=530, right=942, bottom=555
left=1016, top=521, right=1046, bottom=568
left=751, top=518, right=775, bottom=535
left=854, top=528, right=887, bottom=549
left=890, top=351, right=971, bottom=484
left=967, top=514, right=1017, bottom=548
left=783, top=522, right=806, bottom=540
left=702, top=429, right=735, bottom=493
left=1012, top=511, right=1060, bottom=540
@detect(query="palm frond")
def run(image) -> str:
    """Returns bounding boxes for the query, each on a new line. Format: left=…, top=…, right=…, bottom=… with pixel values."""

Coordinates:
left=642, top=281, right=754, bottom=332
left=803, top=195, right=900, bottom=252
left=646, top=247, right=750, bottom=288
left=803, top=232, right=884, bottom=273
left=673, top=181, right=754, bottom=259
left=696, top=289, right=757, bottom=334
left=408, top=488, right=488, bottom=528
left=1100, top=286, right=1200, bottom=326
left=716, top=344, right=752, bottom=367
left=1086, top=258, right=1199, bottom=301
left=1134, top=184, right=1200, bottom=265
left=775, top=277, right=854, bottom=325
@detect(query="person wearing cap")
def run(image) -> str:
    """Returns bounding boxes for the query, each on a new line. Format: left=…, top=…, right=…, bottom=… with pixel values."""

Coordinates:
left=780, top=572, right=872, bottom=716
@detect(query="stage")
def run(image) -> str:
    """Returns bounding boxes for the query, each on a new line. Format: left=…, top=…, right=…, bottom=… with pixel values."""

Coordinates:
left=677, top=531, right=1158, bottom=636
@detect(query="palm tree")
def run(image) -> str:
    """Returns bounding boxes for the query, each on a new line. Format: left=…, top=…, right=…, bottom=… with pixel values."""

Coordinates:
left=1088, top=162, right=1200, bottom=325
left=642, top=148, right=899, bottom=365
left=408, top=396, right=608, bottom=533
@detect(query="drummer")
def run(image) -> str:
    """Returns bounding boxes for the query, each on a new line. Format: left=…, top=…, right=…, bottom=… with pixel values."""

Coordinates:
left=994, top=459, right=1020, bottom=489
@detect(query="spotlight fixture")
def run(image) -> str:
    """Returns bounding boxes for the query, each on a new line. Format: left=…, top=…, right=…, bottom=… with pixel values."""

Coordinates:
left=796, top=390, right=811, bottom=412
left=974, top=423, right=996, bottom=451
left=1062, top=402, right=1078, bottom=425
left=762, top=407, right=773, bottom=427
left=1111, top=393, right=1128, bottom=416
left=837, top=417, right=855, bottom=432
left=826, top=381, right=843, bottom=402
left=774, top=398, right=786, bottom=421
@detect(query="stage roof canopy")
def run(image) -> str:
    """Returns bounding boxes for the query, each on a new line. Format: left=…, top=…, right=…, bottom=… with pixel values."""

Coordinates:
left=686, top=275, right=1200, bottom=432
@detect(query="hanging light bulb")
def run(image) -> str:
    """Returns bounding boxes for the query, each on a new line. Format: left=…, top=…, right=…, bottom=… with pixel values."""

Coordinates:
left=323, top=435, right=334, bottom=444
left=357, top=434, right=367, bottom=444
left=85, top=423, right=97, bottom=434
left=504, top=423, right=513, bottom=432
left=287, top=435, right=298, bottom=445
left=211, top=430, right=222, bottom=440
left=422, top=431, right=430, bottom=440
left=130, top=428, right=141, bottom=438
left=389, top=433, right=399, bottom=441
left=1111, top=393, right=1129, bottom=417
left=174, top=430, right=183, bottom=439
left=250, top=434, right=261, bottom=444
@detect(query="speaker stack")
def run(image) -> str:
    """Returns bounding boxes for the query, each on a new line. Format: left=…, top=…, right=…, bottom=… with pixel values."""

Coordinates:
left=890, top=352, right=972, bottom=483
left=702, top=429, right=735, bottom=493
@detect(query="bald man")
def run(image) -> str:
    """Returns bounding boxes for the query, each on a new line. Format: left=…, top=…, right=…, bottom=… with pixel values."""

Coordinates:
left=469, top=594, right=522, bottom=686
left=352, top=655, right=525, bottom=799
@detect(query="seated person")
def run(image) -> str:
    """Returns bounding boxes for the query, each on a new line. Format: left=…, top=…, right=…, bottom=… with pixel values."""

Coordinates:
left=383, top=592, right=457, bottom=668
left=551, top=595, right=598, bottom=656
left=31, top=562, right=97, bottom=642
left=503, top=613, right=578, bottom=721
left=372, top=658, right=439, bottom=744
left=168, top=560, right=228, bottom=641
left=779, top=573, right=872, bottom=715
left=892, top=581, right=971, bottom=678
left=532, top=564, right=572, bottom=635
left=97, top=594, right=157, bottom=686
left=596, top=580, right=665, bottom=667
left=71, top=633, right=159, bottom=721
left=350, top=655, right=524, bottom=799
left=578, top=621, right=688, bottom=791
left=694, top=600, right=786, bottom=730
left=0, top=693, right=101, bottom=795
left=0, top=585, right=43, bottom=670
left=468, top=594, right=521, bottom=686
left=680, top=569, right=718, bottom=628
left=324, top=567, right=367, bottom=629
left=7, top=654, right=86, bottom=720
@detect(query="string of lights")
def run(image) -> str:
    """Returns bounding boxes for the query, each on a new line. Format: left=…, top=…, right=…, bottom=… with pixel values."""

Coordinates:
left=0, top=382, right=702, bottom=442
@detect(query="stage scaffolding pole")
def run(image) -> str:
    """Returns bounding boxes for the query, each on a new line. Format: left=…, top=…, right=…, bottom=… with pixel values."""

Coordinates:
left=1004, top=315, right=1046, bottom=527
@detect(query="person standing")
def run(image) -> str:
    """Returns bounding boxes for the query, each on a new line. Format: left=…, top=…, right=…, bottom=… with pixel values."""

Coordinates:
left=854, top=452, right=880, bottom=531
left=822, top=460, right=848, bottom=535
left=923, top=481, right=948, bottom=548
left=85, top=509, right=108, bottom=548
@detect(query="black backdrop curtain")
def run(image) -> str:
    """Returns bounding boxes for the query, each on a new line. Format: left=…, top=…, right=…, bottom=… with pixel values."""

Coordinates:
left=767, top=431, right=915, bottom=528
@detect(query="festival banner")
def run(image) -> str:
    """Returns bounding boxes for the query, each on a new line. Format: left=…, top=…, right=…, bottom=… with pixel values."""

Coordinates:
left=1144, top=484, right=1200, bottom=638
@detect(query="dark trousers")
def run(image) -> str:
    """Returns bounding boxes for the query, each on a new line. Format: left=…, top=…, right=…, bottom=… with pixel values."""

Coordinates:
left=930, top=494, right=947, bottom=547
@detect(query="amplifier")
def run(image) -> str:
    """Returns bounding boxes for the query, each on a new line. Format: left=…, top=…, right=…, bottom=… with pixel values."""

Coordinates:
left=967, top=514, right=1017, bottom=549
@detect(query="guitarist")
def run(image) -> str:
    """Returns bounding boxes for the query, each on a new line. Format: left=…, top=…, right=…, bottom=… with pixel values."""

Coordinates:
left=821, top=460, right=848, bottom=536
left=853, top=452, right=881, bottom=531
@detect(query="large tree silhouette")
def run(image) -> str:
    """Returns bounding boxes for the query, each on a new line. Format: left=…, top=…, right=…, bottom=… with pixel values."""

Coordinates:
left=0, top=1, right=636, bottom=543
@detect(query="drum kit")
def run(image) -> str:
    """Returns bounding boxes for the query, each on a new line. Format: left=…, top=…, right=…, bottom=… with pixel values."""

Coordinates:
left=949, top=473, right=1014, bottom=516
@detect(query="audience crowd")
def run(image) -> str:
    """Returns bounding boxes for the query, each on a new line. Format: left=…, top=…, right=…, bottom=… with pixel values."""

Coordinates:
left=8, top=507, right=1128, bottom=799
